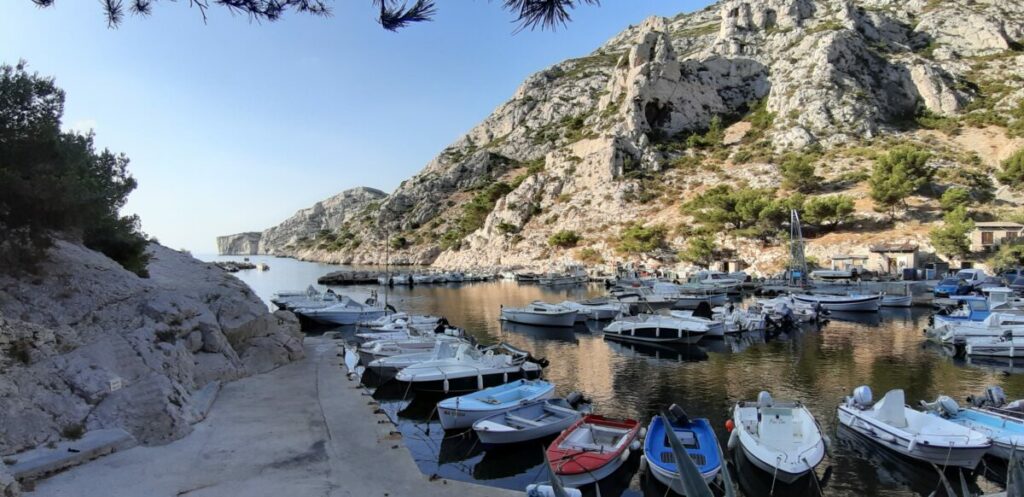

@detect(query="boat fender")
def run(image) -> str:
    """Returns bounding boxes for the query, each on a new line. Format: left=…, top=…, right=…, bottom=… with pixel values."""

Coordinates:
left=639, top=455, right=648, bottom=472
left=907, top=438, right=917, bottom=453
left=443, top=378, right=450, bottom=394
left=725, top=419, right=735, bottom=433
left=503, top=372, right=508, bottom=383
left=727, top=429, right=739, bottom=450
left=822, top=434, right=833, bottom=457
left=639, top=426, right=647, bottom=439
left=623, top=447, right=634, bottom=460
left=478, top=374, right=484, bottom=390
left=525, top=485, right=582, bottom=497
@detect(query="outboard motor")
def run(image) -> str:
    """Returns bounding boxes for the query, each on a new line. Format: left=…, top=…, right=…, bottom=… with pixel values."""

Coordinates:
left=668, top=404, right=689, bottom=425
left=384, top=304, right=397, bottom=314
left=988, top=385, right=1008, bottom=407
left=847, top=386, right=873, bottom=409
left=564, top=391, right=589, bottom=407
left=757, top=391, right=774, bottom=408
left=919, top=395, right=961, bottom=418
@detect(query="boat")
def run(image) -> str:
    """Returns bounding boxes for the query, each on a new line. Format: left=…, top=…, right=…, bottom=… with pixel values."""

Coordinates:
left=395, top=343, right=545, bottom=394
left=837, top=386, right=990, bottom=468
left=603, top=314, right=709, bottom=344
left=364, top=341, right=466, bottom=381
left=437, top=379, right=555, bottom=430
left=473, top=398, right=582, bottom=445
left=919, top=389, right=1024, bottom=460
left=516, top=272, right=541, bottom=283
left=609, top=286, right=678, bottom=311
left=644, top=404, right=722, bottom=494
left=557, top=300, right=624, bottom=321
left=881, top=295, right=913, bottom=308
left=500, top=302, right=577, bottom=327
left=792, top=293, right=881, bottom=312
left=965, top=334, right=1024, bottom=357
left=670, top=302, right=727, bottom=337
left=809, top=269, right=853, bottom=281
left=729, top=391, right=825, bottom=483
left=294, top=295, right=388, bottom=324
left=539, top=265, right=588, bottom=286
left=546, top=414, right=640, bottom=487
left=359, top=312, right=443, bottom=328
left=691, top=270, right=743, bottom=293
left=356, top=332, right=466, bottom=366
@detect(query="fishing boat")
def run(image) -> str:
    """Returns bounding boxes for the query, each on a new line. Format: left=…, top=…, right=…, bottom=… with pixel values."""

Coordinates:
left=793, top=293, right=881, bottom=312
left=603, top=314, right=709, bottom=344
left=837, top=386, right=990, bottom=468
left=881, top=295, right=913, bottom=308
left=557, top=300, right=624, bottom=321
left=809, top=269, right=853, bottom=281
left=920, top=390, right=1024, bottom=460
left=364, top=341, right=465, bottom=381
left=294, top=295, right=389, bottom=324
left=644, top=404, right=722, bottom=493
left=546, top=414, right=640, bottom=487
left=473, top=398, right=582, bottom=445
left=729, top=392, right=826, bottom=483
left=500, top=302, right=577, bottom=327
left=437, top=379, right=556, bottom=430
left=395, top=343, right=545, bottom=394
left=538, top=265, right=588, bottom=286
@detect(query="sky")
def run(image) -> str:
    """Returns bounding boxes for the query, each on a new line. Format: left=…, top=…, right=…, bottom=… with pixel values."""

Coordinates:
left=2, top=0, right=712, bottom=253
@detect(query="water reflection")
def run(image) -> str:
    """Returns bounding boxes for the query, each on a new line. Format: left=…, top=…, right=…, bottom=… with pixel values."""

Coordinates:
left=217, top=257, right=1024, bottom=497
left=501, top=321, right=580, bottom=344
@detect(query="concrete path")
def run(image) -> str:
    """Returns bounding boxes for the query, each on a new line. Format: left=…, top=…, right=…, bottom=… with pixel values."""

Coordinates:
left=32, top=338, right=520, bottom=497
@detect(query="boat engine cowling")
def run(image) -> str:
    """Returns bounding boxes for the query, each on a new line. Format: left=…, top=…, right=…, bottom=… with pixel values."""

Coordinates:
left=920, top=395, right=961, bottom=417
left=849, top=386, right=872, bottom=409
left=757, top=391, right=774, bottom=408
left=668, top=404, right=689, bottom=425
left=987, top=386, right=1007, bottom=407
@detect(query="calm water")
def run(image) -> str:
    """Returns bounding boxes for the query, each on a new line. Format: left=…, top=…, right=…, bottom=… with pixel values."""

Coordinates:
left=207, top=255, right=1024, bottom=497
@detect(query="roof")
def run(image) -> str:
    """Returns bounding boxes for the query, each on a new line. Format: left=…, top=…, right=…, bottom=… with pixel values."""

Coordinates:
left=832, top=255, right=869, bottom=260
left=974, top=222, right=1024, bottom=229
left=869, top=243, right=919, bottom=253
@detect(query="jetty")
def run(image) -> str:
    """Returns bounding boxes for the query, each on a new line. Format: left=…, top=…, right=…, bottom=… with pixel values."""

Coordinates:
left=29, top=338, right=518, bottom=497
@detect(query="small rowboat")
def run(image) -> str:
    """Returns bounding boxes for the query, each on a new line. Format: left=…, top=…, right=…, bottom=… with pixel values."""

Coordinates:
left=644, top=405, right=722, bottom=493
left=473, top=398, right=581, bottom=445
left=437, top=379, right=555, bottom=430
left=793, top=293, right=881, bottom=312
left=547, top=414, right=640, bottom=487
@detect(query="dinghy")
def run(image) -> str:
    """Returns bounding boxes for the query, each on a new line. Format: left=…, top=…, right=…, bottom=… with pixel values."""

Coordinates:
left=395, top=343, right=545, bottom=394
left=837, top=386, right=990, bottom=468
left=437, top=379, right=556, bottom=430
left=547, top=414, right=640, bottom=487
left=473, top=398, right=582, bottom=444
left=793, top=293, right=881, bottom=312
left=603, top=314, right=709, bottom=344
left=920, top=391, right=1024, bottom=460
left=644, top=404, right=722, bottom=494
left=500, top=302, right=578, bottom=327
left=729, top=392, right=825, bottom=483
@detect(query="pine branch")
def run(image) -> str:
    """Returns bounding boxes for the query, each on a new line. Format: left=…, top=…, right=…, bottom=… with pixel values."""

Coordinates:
left=501, top=0, right=600, bottom=31
left=373, top=0, right=437, bottom=31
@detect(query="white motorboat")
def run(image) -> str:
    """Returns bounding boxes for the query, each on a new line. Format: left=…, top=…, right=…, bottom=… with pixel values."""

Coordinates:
left=670, top=307, right=727, bottom=337
left=294, top=295, right=388, bottom=325
left=500, top=302, right=577, bottom=327
left=395, top=343, right=545, bottom=394
left=965, top=335, right=1024, bottom=358
left=756, top=296, right=820, bottom=323
left=354, top=324, right=465, bottom=344
left=692, top=270, right=742, bottom=293
left=359, top=312, right=443, bottom=328
left=729, top=392, right=826, bottom=483
left=610, top=286, right=678, bottom=311
left=603, top=314, right=709, bottom=344
left=557, top=300, right=624, bottom=321
left=538, top=265, right=588, bottom=286
left=364, top=341, right=465, bottom=380
left=881, top=295, right=913, bottom=308
left=920, top=388, right=1024, bottom=460
left=437, top=379, right=556, bottom=430
left=837, top=386, right=990, bottom=468
left=937, top=313, right=1024, bottom=344
left=809, top=269, right=853, bottom=281
left=473, top=398, right=582, bottom=445
left=793, top=293, right=881, bottom=312
left=357, top=333, right=465, bottom=365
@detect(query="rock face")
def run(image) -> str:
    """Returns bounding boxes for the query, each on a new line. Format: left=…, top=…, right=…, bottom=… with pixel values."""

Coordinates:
left=216, top=232, right=261, bottom=255
left=218, top=0, right=1024, bottom=271
left=0, top=241, right=304, bottom=456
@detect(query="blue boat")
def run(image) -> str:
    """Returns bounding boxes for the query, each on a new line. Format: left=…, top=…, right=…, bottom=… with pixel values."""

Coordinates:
left=921, top=391, right=1024, bottom=460
left=644, top=406, right=722, bottom=494
left=437, top=379, right=555, bottom=430
left=933, top=296, right=991, bottom=326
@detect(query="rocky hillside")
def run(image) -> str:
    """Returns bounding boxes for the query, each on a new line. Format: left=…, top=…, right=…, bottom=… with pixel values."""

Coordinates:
left=0, top=241, right=304, bottom=459
left=220, top=0, right=1024, bottom=274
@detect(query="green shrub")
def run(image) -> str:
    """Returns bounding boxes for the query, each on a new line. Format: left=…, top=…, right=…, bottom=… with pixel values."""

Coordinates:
left=0, top=62, right=149, bottom=275
left=548, top=230, right=581, bottom=248
left=869, top=145, right=933, bottom=219
left=929, top=206, right=974, bottom=258
left=576, top=248, right=603, bottom=264
left=496, top=222, right=519, bottom=234
left=678, top=235, right=716, bottom=268
left=997, top=148, right=1024, bottom=188
left=802, top=195, right=855, bottom=229
left=389, top=236, right=407, bottom=250
left=939, top=187, right=972, bottom=211
left=617, top=223, right=667, bottom=254
left=989, top=241, right=1024, bottom=273
left=778, top=153, right=821, bottom=192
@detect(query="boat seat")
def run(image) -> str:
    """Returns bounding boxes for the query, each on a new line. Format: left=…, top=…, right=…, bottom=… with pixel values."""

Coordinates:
left=876, top=389, right=908, bottom=429
left=505, top=414, right=545, bottom=427
left=543, top=404, right=578, bottom=416
left=759, top=407, right=802, bottom=442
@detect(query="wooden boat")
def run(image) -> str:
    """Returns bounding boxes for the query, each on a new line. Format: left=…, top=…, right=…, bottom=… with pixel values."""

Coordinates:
left=473, top=398, right=581, bottom=445
left=437, top=379, right=555, bottom=430
left=547, top=414, right=640, bottom=487
left=837, top=386, right=990, bottom=468
left=644, top=405, right=722, bottom=494
left=729, top=392, right=825, bottom=483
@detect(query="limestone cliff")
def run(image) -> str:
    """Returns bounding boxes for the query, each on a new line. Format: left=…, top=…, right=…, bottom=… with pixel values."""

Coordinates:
left=219, top=0, right=1024, bottom=272
left=0, top=241, right=304, bottom=456
left=216, top=232, right=261, bottom=255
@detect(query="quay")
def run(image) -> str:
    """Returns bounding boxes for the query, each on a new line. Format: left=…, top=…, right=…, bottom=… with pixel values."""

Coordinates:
left=30, top=337, right=519, bottom=497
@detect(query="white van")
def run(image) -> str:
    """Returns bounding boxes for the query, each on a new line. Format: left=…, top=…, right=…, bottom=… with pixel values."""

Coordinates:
left=955, top=268, right=988, bottom=286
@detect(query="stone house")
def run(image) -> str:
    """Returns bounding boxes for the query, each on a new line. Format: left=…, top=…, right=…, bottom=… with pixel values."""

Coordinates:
left=868, top=243, right=920, bottom=275
left=970, top=222, right=1023, bottom=252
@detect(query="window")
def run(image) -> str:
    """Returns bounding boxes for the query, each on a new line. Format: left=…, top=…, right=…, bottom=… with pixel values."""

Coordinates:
left=1007, top=232, right=1019, bottom=241
left=982, top=231, right=994, bottom=245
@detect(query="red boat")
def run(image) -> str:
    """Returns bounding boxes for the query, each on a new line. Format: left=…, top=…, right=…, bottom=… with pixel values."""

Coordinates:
left=546, top=414, right=640, bottom=487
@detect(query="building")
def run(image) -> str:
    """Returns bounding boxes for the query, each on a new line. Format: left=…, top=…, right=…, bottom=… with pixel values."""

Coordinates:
left=970, top=222, right=1023, bottom=252
left=868, top=242, right=919, bottom=275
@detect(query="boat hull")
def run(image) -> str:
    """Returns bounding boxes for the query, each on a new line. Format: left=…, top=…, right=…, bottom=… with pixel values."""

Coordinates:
left=882, top=295, right=913, bottom=308
left=400, top=368, right=544, bottom=395
left=438, top=385, right=555, bottom=430
left=837, top=406, right=988, bottom=468
left=474, top=402, right=580, bottom=445
left=737, top=439, right=811, bottom=484
left=645, top=454, right=718, bottom=494
left=501, top=309, right=577, bottom=327
left=793, top=295, right=880, bottom=312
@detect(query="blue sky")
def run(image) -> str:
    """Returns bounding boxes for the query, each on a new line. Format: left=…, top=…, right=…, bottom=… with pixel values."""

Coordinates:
left=2, top=0, right=712, bottom=253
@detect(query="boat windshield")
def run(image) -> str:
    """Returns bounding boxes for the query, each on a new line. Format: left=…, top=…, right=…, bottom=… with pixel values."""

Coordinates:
left=455, top=345, right=482, bottom=360
left=967, top=299, right=989, bottom=312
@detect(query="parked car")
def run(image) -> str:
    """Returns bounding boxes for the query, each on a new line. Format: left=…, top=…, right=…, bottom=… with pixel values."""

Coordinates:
left=977, top=276, right=1008, bottom=291
left=934, top=278, right=973, bottom=298
left=954, top=269, right=988, bottom=287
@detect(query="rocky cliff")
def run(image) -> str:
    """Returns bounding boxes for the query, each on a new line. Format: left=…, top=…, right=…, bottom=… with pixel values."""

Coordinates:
left=0, top=241, right=304, bottom=458
left=219, top=0, right=1024, bottom=273
left=216, top=232, right=261, bottom=255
